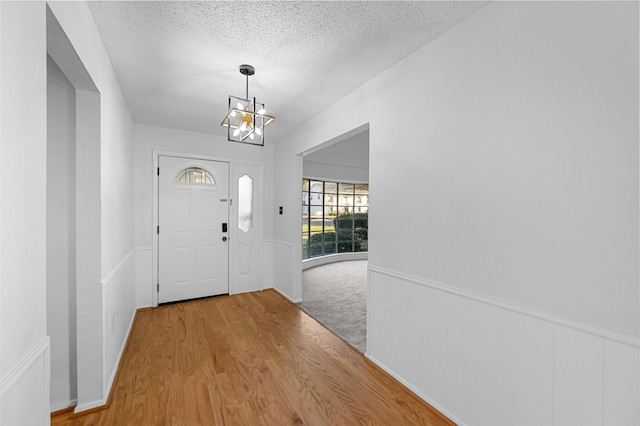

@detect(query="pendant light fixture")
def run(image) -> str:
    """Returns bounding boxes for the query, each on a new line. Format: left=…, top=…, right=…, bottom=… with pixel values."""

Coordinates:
left=221, top=64, right=275, bottom=146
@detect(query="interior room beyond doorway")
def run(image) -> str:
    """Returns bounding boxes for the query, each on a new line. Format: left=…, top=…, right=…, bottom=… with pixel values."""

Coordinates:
left=299, top=126, right=370, bottom=353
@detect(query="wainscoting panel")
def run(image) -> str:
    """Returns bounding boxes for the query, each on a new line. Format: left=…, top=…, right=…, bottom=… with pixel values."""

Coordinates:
left=134, top=246, right=153, bottom=308
left=100, top=250, right=135, bottom=409
left=263, top=240, right=275, bottom=290
left=0, top=337, right=50, bottom=425
left=461, top=299, right=503, bottom=425
left=502, top=309, right=553, bottom=426
left=604, top=339, right=640, bottom=425
left=403, top=279, right=431, bottom=388
left=367, top=266, right=639, bottom=426
left=553, top=325, right=604, bottom=426
left=271, top=240, right=301, bottom=303
left=368, top=270, right=400, bottom=365
left=424, top=284, right=466, bottom=420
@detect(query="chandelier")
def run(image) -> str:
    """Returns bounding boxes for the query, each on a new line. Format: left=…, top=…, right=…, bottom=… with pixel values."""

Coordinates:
left=221, top=64, right=275, bottom=146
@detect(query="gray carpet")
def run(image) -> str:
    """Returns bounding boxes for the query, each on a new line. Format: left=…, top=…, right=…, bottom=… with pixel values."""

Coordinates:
left=297, top=260, right=367, bottom=353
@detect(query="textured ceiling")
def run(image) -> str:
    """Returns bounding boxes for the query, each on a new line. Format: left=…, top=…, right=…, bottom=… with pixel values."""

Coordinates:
left=87, top=1, right=488, bottom=142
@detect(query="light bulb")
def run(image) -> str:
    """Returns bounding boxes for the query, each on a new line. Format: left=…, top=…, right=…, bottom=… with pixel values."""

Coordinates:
left=249, top=133, right=255, bottom=140
left=237, top=102, right=245, bottom=110
left=255, top=127, right=262, bottom=136
left=233, top=128, right=240, bottom=137
left=240, top=122, right=247, bottom=131
left=257, top=108, right=266, bottom=115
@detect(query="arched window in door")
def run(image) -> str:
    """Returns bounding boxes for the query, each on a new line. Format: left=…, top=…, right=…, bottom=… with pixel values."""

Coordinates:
left=176, top=167, right=215, bottom=184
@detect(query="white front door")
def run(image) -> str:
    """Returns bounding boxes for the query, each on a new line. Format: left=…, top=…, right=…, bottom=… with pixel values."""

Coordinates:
left=158, top=155, right=229, bottom=304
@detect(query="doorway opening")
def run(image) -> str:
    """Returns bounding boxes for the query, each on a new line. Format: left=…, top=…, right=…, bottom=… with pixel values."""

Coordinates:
left=46, top=6, right=102, bottom=413
left=297, top=124, right=370, bottom=353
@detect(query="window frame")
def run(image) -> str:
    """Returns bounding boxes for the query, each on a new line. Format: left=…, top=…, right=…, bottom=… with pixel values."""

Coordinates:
left=302, top=178, right=368, bottom=260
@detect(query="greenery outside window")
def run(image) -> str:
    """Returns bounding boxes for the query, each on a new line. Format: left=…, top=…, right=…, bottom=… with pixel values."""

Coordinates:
left=302, top=178, right=368, bottom=259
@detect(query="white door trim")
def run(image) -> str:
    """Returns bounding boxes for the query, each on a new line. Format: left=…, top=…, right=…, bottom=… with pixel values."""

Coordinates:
left=151, top=150, right=264, bottom=307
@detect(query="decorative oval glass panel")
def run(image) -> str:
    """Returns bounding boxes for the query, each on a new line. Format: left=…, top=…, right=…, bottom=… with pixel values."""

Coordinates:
left=176, top=167, right=215, bottom=184
left=238, top=174, right=253, bottom=232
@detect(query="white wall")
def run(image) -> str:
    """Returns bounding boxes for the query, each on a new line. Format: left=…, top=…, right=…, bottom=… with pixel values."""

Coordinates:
left=47, top=1, right=136, bottom=411
left=303, top=159, right=368, bottom=183
left=47, top=54, right=77, bottom=412
left=134, top=123, right=275, bottom=307
left=74, top=88, right=103, bottom=412
left=0, top=2, right=50, bottom=424
left=367, top=1, right=638, bottom=335
left=273, top=2, right=639, bottom=424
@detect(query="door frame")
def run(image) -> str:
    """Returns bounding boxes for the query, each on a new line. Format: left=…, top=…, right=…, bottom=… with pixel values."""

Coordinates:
left=152, top=150, right=264, bottom=307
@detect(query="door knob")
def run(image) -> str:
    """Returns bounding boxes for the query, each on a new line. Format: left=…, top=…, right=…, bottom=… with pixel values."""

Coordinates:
left=222, top=236, right=227, bottom=242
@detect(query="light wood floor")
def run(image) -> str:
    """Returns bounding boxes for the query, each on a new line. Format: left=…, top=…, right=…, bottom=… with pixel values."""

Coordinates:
left=52, top=289, right=453, bottom=426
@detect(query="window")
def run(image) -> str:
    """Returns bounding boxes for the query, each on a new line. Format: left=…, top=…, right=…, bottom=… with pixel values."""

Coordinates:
left=238, top=174, right=253, bottom=232
left=176, top=167, right=214, bottom=184
left=302, top=178, right=368, bottom=259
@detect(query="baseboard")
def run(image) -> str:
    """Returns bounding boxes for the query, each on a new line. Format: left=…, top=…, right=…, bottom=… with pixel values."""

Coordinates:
left=365, top=353, right=464, bottom=426
left=50, top=399, right=78, bottom=414
left=50, top=405, right=75, bottom=417
left=271, top=287, right=303, bottom=304
left=72, top=398, right=107, bottom=416
left=73, top=383, right=108, bottom=413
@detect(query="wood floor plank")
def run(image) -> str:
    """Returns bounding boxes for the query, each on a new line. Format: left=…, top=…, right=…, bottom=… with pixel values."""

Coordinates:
left=52, top=289, right=454, bottom=426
